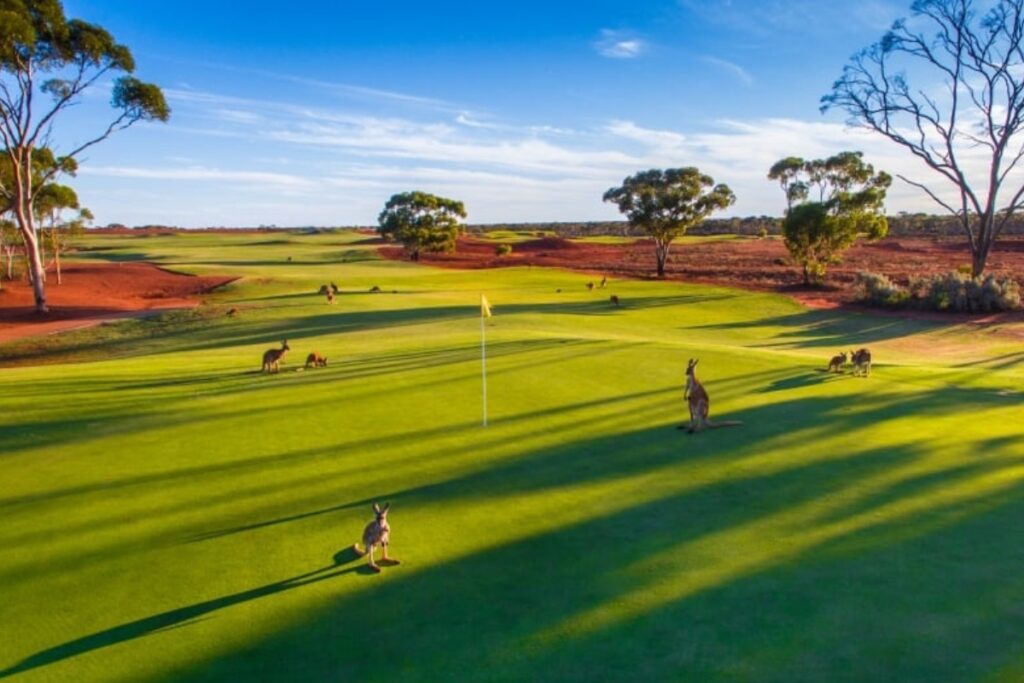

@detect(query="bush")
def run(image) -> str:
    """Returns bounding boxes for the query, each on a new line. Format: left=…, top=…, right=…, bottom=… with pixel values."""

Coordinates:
left=495, top=243, right=513, bottom=257
left=854, top=272, right=909, bottom=308
left=911, top=272, right=1021, bottom=312
left=856, top=271, right=1021, bottom=312
left=757, top=227, right=769, bottom=239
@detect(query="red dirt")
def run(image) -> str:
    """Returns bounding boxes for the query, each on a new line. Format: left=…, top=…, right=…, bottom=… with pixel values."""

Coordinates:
left=0, top=262, right=235, bottom=343
left=380, top=235, right=1024, bottom=320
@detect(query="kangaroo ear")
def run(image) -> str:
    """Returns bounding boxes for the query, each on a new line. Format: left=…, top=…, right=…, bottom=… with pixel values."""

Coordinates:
left=382, top=503, right=390, bottom=513
left=373, top=502, right=381, bottom=514
left=693, top=359, right=699, bottom=367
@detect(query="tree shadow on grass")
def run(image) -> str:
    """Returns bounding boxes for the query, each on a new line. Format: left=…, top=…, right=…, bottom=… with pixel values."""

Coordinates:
left=0, top=292, right=738, bottom=367
left=4, top=380, right=1020, bottom=680
left=0, top=428, right=918, bottom=681
left=691, top=308, right=941, bottom=349
left=2, top=336, right=609, bottom=459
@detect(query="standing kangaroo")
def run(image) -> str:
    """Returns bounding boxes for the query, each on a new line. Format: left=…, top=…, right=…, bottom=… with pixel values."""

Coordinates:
left=679, top=358, right=742, bottom=433
left=355, top=502, right=398, bottom=573
left=827, top=351, right=848, bottom=373
left=851, top=348, right=872, bottom=377
left=261, top=340, right=290, bottom=373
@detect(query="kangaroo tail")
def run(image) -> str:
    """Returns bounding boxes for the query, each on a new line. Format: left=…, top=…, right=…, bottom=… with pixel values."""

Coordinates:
left=706, top=420, right=743, bottom=428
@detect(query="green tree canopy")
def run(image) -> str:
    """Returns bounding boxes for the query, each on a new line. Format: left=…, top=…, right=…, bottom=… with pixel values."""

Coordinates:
left=603, top=168, right=735, bottom=277
left=0, top=0, right=169, bottom=311
left=770, top=152, right=891, bottom=285
left=377, top=191, right=467, bottom=261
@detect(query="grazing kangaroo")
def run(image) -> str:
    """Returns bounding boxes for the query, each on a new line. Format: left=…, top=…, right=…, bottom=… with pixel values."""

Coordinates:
left=827, top=351, right=848, bottom=373
left=587, top=281, right=595, bottom=291
left=305, top=351, right=328, bottom=369
left=369, top=285, right=382, bottom=293
left=261, top=340, right=290, bottom=374
left=355, top=502, right=398, bottom=573
left=679, top=358, right=742, bottom=433
left=226, top=307, right=238, bottom=317
left=610, top=295, right=620, bottom=306
left=851, top=348, right=872, bottom=377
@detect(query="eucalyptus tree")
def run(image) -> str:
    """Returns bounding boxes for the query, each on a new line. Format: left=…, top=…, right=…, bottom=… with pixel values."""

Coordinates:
left=823, top=0, right=1024, bottom=277
left=0, top=0, right=169, bottom=311
left=603, top=168, right=735, bottom=277
left=35, top=180, right=90, bottom=284
left=769, top=152, right=891, bottom=285
left=377, top=191, right=467, bottom=261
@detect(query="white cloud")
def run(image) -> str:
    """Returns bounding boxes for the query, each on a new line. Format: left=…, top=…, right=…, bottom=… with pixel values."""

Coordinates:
left=700, top=56, right=754, bottom=86
left=82, top=165, right=314, bottom=189
left=606, top=120, right=687, bottom=148
left=84, top=82, right=1023, bottom=226
left=595, top=29, right=646, bottom=59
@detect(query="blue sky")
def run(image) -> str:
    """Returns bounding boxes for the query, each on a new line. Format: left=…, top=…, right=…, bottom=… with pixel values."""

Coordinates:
left=54, top=0, right=945, bottom=227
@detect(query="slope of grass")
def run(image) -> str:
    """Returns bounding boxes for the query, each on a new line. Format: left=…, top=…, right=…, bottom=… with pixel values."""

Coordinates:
left=1, top=231, right=1023, bottom=682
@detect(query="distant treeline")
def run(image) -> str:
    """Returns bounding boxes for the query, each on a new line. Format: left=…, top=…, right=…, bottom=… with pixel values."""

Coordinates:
left=101, top=214, right=1024, bottom=237
left=470, top=213, right=1024, bottom=238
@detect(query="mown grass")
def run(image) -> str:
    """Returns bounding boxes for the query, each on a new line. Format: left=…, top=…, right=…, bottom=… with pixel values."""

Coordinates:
left=1, top=230, right=1023, bottom=682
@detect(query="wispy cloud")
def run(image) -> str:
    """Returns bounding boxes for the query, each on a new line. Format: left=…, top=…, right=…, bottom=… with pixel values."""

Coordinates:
left=82, top=81, right=1014, bottom=226
left=606, top=120, right=686, bottom=148
left=595, top=29, right=646, bottom=59
left=82, top=165, right=314, bottom=189
left=700, top=56, right=754, bottom=86
left=156, top=59, right=464, bottom=113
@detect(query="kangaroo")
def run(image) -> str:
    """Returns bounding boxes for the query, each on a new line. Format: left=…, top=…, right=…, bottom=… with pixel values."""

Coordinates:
left=610, top=295, right=620, bottom=306
left=587, top=281, right=595, bottom=291
left=679, top=358, right=742, bottom=433
left=318, top=284, right=330, bottom=295
left=355, top=502, right=398, bottom=573
left=261, top=340, right=290, bottom=374
left=827, top=351, right=848, bottom=373
left=851, top=348, right=872, bottom=377
left=305, top=351, right=328, bottom=369
left=600, top=276, right=608, bottom=289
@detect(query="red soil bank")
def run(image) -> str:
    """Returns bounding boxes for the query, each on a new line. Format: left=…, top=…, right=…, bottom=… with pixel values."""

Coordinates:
left=381, top=235, right=1024, bottom=312
left=0, top=262, right=234, bottom=343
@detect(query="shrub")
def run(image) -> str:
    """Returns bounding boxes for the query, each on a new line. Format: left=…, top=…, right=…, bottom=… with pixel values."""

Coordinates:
left=915, top=272, right=1020, bottom=312
left=854, top=272, right=909, bottom=308
left=757, top=227, right=769, bottom=239
left=495, top=243, right=513, bottom=257
left=857, top=271, right=1021, bottom=312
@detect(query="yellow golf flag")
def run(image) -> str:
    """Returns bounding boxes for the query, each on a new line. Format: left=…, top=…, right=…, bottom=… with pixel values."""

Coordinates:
left=481, top=294, right=492, bottom=318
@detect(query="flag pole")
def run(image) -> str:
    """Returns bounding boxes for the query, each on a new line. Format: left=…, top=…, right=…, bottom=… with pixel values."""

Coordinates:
left=480, top=299, right=488, bottom=427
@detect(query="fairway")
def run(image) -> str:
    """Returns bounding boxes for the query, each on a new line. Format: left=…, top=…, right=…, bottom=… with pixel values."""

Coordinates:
left=2, top=232, right=1024, bottom=682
